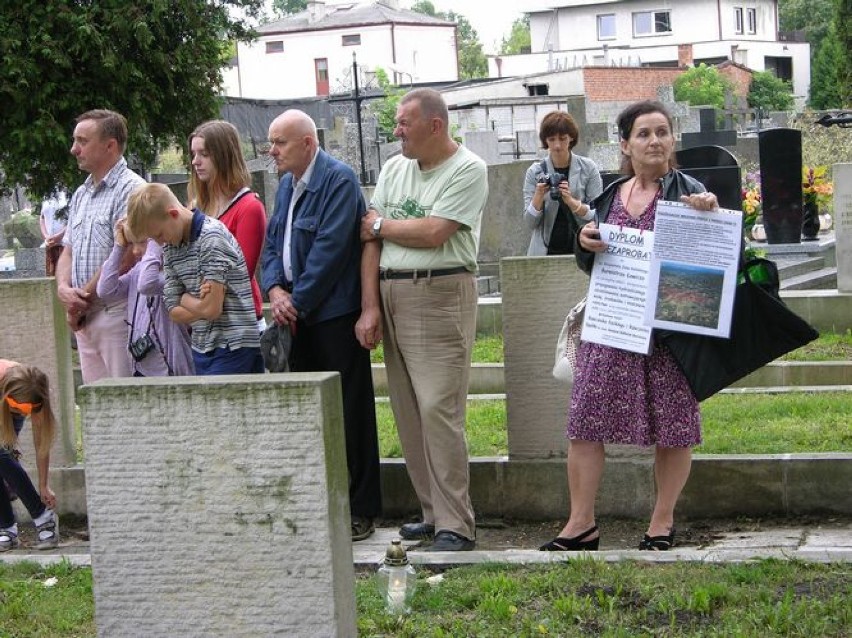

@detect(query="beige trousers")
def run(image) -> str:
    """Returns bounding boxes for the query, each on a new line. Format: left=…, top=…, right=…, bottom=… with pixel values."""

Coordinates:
left=380, top=272, right=477, bottom=540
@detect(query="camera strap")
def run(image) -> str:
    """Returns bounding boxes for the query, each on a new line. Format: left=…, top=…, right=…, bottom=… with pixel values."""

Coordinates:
left=127, top=292, right=144, bottom=349
left=145, top=296, right=175, bottom=377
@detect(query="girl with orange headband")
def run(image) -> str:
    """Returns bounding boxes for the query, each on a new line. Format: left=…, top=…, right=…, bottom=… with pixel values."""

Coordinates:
left=0, top=359, right=59, bottom=551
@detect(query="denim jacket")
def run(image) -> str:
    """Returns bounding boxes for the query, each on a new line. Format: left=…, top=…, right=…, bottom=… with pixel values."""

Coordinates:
left=261, top=149, right=365, bottom=325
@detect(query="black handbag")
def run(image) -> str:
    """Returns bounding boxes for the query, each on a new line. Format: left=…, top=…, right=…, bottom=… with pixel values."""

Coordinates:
left=658, top=258, right=819, bottom=401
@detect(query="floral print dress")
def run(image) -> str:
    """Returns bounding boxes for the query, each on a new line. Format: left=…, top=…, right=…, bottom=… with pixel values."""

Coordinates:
left=567, top=190, right=701, bottom=447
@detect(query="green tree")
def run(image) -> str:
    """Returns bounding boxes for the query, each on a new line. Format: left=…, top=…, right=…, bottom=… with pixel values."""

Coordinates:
left=809, top=23, right=844, bottom=109
left=410, top=3, right=487, bottom=80
left=369, top=68, right=405, bottom=141
left=673, top=64, right=733, bottom=108
left=837, top=0, right=852, bottom=106
left=748, top=71, right=795, bottom=110
left=779, top=0, right=835, bottom=45
left=500, top=16, right=531, bottom=55
left=0, top=0, right=263, bottom=199
left=271, top=0, right=306, bottom=18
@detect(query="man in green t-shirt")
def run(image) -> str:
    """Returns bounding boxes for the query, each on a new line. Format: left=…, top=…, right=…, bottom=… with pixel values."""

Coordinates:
left=358, top=88, right=488, bottom=552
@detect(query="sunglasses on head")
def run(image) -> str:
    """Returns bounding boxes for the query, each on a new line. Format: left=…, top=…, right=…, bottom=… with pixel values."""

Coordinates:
left=5, top=396, right=41, bottom=416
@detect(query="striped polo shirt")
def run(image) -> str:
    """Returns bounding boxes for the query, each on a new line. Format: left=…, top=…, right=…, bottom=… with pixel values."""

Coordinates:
left=162, top=211, right=259, bottom=353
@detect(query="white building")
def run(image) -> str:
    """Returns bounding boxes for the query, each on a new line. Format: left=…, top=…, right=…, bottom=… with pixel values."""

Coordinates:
left=491, top=0, right=810, bottom=104
left=228, top=0, right=459, bottom=99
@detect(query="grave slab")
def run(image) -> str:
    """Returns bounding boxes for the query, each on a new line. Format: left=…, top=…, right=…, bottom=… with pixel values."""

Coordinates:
left=81, top=373, right=356, bottom=638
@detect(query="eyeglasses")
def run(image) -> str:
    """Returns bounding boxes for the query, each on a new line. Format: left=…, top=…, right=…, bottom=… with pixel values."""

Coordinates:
left=5, top=396, right=41, bottom=416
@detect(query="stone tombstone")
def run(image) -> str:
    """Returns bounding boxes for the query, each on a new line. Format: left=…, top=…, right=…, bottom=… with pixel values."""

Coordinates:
left=463, top=130, right=501, bottom=165
left=516, top=130, right=540, bottom=157
left=81, top=374, right=356, bottom=638
left=501, top=256, right=587, bottom=459
left=681, top=108, right=737, bottom=149
left=14, top=247, right=47, bottom=276
left=0, top=278, right=76, bottom=469
left=477, top=161, right=530, bottom=262
left=675, top=145, right=742, bottom=211
left=834, top=163, right=852, bottom=293
left=758, top=128, right=803, bottom=244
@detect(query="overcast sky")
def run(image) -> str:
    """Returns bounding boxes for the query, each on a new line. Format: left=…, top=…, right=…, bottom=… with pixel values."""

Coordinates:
left=399, top=0, right=525, bottom=55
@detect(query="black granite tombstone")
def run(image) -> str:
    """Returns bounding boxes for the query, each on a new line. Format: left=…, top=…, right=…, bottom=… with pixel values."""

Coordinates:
left=681, top=108, right=737, bottom=149
left=758, top=128, right=803, bottom=244
left=676, top=145, right=742, bottom=211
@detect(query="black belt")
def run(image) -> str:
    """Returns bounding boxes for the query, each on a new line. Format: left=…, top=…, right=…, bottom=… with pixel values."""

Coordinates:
left=379, top=266, right=470, bottom=280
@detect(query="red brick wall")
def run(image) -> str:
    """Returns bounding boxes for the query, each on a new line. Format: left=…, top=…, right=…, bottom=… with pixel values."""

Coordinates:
left=718, top=64, right=753, bottom=98
left=583, top=67, right=685, bottom=102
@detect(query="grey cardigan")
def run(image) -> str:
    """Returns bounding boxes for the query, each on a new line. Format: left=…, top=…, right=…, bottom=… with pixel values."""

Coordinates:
left=522, top=153, right=603, bottom=256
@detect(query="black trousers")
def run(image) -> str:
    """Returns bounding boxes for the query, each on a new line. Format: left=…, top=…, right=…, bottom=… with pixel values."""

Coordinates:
left=291, top=311, right=382, bottom=519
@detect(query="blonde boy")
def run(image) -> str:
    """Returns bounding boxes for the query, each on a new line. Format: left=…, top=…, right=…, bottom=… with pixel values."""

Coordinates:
left=126, top=183, right=261, bottom=374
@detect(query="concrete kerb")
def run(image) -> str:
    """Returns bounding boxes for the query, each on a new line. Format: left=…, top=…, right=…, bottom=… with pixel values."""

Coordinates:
left=40, top=453, right=852, bottom=523
left=5, top=523, right=852, bottom=568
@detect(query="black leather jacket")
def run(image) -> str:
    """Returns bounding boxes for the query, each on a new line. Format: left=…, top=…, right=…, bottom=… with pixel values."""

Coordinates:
left=573, top=169, right=706, bottom=274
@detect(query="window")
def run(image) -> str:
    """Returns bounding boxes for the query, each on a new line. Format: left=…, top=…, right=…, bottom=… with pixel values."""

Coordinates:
left=632, top=10, right=671, bottom=37
left=746, top=8, right=757, bottom=34
left=597, top=14, right=616, bottom=40
left=734, top=7, right=743, bottom=35
left=525, top=83, right=549, bottom=96
left=341, top=34, right=361, bottom=46
left=266, top=41, right=284, bottom=54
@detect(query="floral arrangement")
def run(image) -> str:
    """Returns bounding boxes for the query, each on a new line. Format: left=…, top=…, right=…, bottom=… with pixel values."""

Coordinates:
left=802, top=165, right=833, bottom=208
left=741, top=170, right=762, bottom=233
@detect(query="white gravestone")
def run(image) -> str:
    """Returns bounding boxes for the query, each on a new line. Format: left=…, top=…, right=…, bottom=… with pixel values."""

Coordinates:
left=81, top=373, right=356, bottom=638
left=834, top=163, right=852, bottom=293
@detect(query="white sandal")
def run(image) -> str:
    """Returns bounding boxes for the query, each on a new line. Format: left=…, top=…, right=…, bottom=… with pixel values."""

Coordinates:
left=34, top=511, right=59, bottom=550
left=0, top=528, right=19, bottom=552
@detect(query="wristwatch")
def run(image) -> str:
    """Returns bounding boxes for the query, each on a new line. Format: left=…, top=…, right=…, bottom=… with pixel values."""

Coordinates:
left=371, top=217, right=383, bottom=237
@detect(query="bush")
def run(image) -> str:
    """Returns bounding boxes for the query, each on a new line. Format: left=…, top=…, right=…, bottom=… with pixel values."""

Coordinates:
left=748, top=71, right=794, bottom=111
left=674, top=64, right=734, bottom=108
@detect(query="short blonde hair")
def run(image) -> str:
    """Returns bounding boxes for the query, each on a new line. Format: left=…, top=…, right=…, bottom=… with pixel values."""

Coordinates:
left=127, top=183, right=179, bottom=240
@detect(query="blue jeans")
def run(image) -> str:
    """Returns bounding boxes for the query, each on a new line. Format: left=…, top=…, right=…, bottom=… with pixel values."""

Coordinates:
left=1, top=415, right=46, bottom=528
left=192, top=347, right=263, bottom=375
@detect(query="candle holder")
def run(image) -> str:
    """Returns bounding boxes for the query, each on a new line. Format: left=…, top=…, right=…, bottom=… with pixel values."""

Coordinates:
left=377, top=539, right=417, bottom=614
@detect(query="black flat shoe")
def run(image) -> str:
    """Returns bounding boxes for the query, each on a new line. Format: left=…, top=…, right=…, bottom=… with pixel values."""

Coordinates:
left=399, top=521, right=435, bottom=540
left=424, top=530, right=475, bottom=552
left=639, top=529, right=676, bottom=551
left=539, top=525, right=599, bottom=551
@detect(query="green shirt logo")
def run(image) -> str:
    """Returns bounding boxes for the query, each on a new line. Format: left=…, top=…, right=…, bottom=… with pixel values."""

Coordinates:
left=388, top=197, right=427, bottom=220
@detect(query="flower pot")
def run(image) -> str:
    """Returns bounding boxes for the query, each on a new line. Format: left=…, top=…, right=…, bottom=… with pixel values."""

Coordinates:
left=801, top=198, right=820, bottom=241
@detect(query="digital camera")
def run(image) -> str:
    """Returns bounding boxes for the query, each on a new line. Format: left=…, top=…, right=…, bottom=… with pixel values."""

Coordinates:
left=129, top=334, right=155, bottom=362
left=537, top=173, right=566, bottom=201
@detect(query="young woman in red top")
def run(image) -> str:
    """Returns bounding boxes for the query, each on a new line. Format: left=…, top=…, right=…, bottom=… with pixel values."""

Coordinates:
left=188, top=120, right=267, bottom=329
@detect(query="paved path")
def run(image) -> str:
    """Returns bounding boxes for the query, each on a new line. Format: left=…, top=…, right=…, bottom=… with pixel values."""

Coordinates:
left=2, top=525, right=850, bottom=568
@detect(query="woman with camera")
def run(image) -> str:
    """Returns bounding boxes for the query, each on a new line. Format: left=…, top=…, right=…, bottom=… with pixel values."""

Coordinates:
left=96, top=220, right=194, bottom=377
left=522, top=111, right=603, bottom=255
left=540, top=100, right=718, bottom=553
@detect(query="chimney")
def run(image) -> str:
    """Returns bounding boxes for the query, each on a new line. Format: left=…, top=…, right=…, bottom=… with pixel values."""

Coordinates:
left=307, top=1, right=326, bottom=23
left=677, top=43, right=694, bottom=67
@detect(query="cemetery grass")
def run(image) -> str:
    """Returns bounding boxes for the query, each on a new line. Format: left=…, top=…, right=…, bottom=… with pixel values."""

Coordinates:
left=5, top=560, right=849, bottom=638
left=376, top=392, right=852, bottom=457
left=370, top=331, right=852, bottom=364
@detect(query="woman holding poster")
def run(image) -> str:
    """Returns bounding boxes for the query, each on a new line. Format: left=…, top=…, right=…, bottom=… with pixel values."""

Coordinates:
left=540, top=101, right=718, bottom=552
